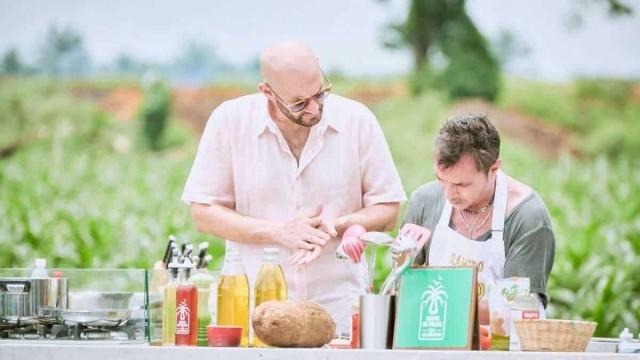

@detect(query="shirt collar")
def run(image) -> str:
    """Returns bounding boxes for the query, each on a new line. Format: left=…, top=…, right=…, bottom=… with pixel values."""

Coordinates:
left=254, top=94, right=341, bottom=137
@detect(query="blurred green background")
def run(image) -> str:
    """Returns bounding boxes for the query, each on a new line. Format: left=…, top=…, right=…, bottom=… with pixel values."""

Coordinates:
left=1, top=0, right=639, bottom=338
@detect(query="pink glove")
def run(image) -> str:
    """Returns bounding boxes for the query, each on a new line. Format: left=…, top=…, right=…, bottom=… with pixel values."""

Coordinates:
left=338, top=224, right=367, bottom=263
left=398, top=223, right=431, bottom=249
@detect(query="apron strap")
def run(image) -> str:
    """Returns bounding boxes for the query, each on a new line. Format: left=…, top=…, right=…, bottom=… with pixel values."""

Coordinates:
left=491, top=170, right=508, bottom=243
left=437, top=199, right=453, bottom=228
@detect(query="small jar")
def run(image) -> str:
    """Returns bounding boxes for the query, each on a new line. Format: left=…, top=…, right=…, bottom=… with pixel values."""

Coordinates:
left=350, top=303, right=360, bottom=349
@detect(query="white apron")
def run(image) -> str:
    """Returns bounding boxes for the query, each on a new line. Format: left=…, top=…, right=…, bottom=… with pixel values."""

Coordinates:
left=428, top=170, right=507, bottom=301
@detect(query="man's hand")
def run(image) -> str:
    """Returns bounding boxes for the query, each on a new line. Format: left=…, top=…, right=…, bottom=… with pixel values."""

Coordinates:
left=275, top=206, right=331, bottom=251
left=288, top=244, right=323, bottom=265
left=398, top=223, right=431, bottom=245
left=286, top=205, right=337, bottom=265
left=391, top=223, right=431, bottom=265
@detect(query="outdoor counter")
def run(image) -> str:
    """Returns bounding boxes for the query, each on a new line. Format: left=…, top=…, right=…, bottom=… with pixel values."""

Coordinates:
left=1, top=343, right=638, bottom=360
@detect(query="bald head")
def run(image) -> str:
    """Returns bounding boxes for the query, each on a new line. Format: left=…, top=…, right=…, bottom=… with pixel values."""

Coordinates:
left=260, top=40, right=321, bottom=94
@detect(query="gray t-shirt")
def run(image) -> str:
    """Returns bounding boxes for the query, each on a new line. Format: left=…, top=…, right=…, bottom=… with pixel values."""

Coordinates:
left=403, top=181, right=556, bottom=306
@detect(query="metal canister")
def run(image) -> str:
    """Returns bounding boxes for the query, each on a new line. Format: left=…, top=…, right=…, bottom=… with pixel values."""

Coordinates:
left=30, top=278, right=69, bottom=316
left=359, top=294, right=396, bottom=349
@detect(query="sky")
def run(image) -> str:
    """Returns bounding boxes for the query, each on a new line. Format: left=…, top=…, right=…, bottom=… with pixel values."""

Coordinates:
left=1, top=0, right=639, bottom=80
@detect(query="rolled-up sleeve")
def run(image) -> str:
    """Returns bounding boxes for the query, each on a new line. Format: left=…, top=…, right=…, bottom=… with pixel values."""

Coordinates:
left=181, top=103, right=235, bottom=208
left=358, top=108, right=406, bottom=207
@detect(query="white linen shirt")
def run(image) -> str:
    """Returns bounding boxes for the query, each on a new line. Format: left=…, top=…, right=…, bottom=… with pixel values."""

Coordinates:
left=181, top=93, right=406, bottom=333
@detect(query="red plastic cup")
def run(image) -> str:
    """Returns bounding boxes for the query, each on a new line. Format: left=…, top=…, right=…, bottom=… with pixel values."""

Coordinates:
left=207, top=325, right=243, bottom=347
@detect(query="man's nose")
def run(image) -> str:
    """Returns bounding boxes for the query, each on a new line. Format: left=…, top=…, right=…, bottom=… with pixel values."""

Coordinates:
left=443, top=184, right=457, bottom=200
left=304, top=98, right=321, bottom=114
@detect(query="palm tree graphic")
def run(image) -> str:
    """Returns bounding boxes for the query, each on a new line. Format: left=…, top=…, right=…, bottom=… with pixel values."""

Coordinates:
left=423, top=277, right=448, bottom=314
left=419, top=276, right=448, bottom=340
left=177, top=299, right=191, bottom=325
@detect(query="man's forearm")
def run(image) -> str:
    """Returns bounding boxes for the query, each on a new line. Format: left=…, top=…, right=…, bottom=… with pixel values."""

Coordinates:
left=190, top=203, right=277, bottom=245
left=336, top=202, right=400, bottom=236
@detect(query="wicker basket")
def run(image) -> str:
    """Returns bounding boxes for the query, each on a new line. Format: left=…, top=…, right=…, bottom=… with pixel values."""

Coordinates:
left=514, top=319, right=597, bottom=352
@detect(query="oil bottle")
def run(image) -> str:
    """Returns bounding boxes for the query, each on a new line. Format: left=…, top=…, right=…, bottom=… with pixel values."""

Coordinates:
left=161, top=254, right=179, bottom=346
left=217, top=249, right=250, bottom=347
left=253, top=247, right=288, bottom=347
left=175, top=257, right=198, bottom=346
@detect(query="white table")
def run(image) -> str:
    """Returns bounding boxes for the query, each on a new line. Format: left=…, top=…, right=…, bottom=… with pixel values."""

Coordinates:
left=1, top=343, right=638, bottom=360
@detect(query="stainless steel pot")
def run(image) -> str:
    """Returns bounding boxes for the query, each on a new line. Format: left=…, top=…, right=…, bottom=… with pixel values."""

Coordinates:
left=0, top=280, right=34, bottom=322
left=0, top=277, right=69, bottom=321
left=31, top=278, right=68, bottom=316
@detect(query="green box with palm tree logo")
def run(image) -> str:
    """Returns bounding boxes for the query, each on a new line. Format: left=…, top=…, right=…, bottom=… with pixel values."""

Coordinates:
left=394, top=267, right=477, bottom=349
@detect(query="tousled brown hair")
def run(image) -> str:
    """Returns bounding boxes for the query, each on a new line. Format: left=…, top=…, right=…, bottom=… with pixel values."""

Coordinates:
left=434, top=114, right=500, bottom=173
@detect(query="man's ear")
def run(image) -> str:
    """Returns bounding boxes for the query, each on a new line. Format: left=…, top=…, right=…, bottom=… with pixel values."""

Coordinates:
left=490, top=158, right=501, bottom=174
left=257, top=82, right=269, bottom=95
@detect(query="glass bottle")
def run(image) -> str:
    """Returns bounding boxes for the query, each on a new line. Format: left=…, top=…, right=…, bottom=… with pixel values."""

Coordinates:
left=161, top=257, right=179, bottom=346
left=253, top=247, right=288, bottom=347
left=191, top=269, right=216, bottom=346
left=350, top=302, right=360, bottom=349
left=175, top=259, right=198, bottom=346
left=217, top=249, right=250, bottom=347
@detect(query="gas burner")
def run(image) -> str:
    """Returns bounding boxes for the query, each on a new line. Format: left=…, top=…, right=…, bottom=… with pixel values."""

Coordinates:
left=71, top=324, right=111, bottom=340
left=0, top=323, right=37, bottom=339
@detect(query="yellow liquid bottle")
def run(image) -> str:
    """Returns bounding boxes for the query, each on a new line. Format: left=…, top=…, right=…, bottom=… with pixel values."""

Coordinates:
left=162, top=261, right=179, bottom=346
left=216, top=250, right=250, bottom=347
left=254, top=247, right=288, bottom=347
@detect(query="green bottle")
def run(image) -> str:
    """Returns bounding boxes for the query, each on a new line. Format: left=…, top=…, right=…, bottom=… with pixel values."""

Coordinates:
left=191, top=269, right=216, bottom=346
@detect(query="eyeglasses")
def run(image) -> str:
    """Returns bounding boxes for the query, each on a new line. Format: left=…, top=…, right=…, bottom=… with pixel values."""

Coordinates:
left=265, top=71, right=332, bottom=113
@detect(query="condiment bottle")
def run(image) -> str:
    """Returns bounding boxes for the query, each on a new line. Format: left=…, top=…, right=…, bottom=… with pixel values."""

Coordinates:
left=175, top=258, right=198, bottom=346
left=162, top=254, right=179, bottom=346
left=253, top=248, right=288, bottom=347
left=217, top=249, right=250, bottom=347
left=191, top=268, right=216, bottom=346
left=350, top=302, right=360, bottom=349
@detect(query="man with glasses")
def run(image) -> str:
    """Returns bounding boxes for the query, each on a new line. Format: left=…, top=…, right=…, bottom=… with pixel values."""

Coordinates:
left=181, top=40, right=406, bottom=335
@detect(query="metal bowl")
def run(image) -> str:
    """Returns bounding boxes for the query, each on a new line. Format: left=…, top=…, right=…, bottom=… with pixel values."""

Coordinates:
left=70, top=291, right=133, bottom=310
left=55, top=308, right=130, bottom=327
left=96, top=292, right=133, bottom=309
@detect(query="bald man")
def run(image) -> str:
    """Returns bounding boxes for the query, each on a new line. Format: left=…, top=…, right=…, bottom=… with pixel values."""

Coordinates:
left=181, top=40, right=406, bottom=336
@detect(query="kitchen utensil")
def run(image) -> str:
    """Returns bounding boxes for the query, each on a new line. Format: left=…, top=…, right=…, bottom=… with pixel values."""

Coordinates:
left=379, top=233, right=425, bottom=295
left=70, top=291, right=133, bottom=310
left=336, top=229, right=395, bottom=293
left=379, top=253, right=415, bottom=295
left=0, top=280, right=34, bottom=322
left=359, top=294, right=395, bottom=349
left=162, top=235, right=177, bottom=268
left=201, top=254, right=213, bottom=269
left=31, top=277, right=68, bottom=316
left=97, top=292, right=133, bottom=309
left=196, top=242, right=209, bottom=268
left=359, top=232, right=394, bottom=245
left=56, top=308, right=131, bottom=327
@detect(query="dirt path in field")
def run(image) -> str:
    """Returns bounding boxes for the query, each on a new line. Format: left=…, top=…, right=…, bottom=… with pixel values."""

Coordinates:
left=450, top=99, right=580, bottom=158
left=68, top=84, right=579, bottom=159
left=171, top=86, right=247, bottom=133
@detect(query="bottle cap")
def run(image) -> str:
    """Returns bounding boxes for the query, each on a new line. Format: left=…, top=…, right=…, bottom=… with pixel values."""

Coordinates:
left=35, top=258, right=46, bottom=268
left=619, top=328, right=633, bottom=341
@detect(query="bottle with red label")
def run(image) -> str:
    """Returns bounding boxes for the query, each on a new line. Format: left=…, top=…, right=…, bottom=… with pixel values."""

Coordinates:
left=175, top=257, right=198, bottom=346
left=350, top=302, right=360, bottom=349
